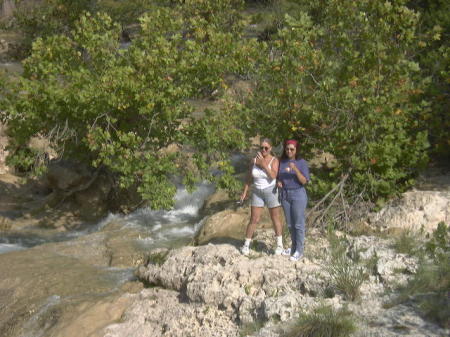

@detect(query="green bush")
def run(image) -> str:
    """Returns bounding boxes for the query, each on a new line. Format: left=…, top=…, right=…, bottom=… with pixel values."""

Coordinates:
left=283, top=305, right=356, bottom=337
left=327, top=231, right=366, bottom=301
left=246, top=0, right=429, bottom=203
left=391, top=229, right=420, bottom=255
left=388, top=223, right=450, bottom=328
left=12, top=0, right=93, bottom=58
left=146, top=250, right=169, bottom=266
left=95, top=0, right=155, bottom=25
left=407, top=0, right=450, bottom=162
left=4, top=2, right=255, bottom=209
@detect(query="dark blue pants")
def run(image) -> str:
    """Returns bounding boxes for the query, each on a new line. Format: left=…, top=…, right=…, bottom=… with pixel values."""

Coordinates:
left=281, top=188, right=308, bottom=255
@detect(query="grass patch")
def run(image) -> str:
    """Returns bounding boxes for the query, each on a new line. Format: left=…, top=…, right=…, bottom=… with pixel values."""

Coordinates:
left=346, top=221, right=378, bottom=236
left=283, top=305, right=356, bottom=337
left=146, top=250, right=169, bottom=266
left=240, top=319, right=266, bottom=337
left=250, top=239, right=261, bottom=251
left=363, top=252, right=379, bottom=276
left=326, top=231, right=366, bottom=301
left=387, top=223, right=450, bottom=328
left=391, top=229, right=420, bottom=255
left=322, top=286, right=335, bottom=298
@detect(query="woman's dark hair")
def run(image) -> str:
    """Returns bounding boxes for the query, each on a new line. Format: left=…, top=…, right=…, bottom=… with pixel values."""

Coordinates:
left=281, top=139, right=300, bottom=160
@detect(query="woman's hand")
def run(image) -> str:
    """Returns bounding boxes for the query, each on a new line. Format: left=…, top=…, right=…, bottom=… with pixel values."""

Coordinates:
left=288, top=162, right=296, bottom=170
left=289, top=161, right=307, bottom=185
left=240, top=191, right=247, bottom=202
left=255, top=152, right=265, bottom=168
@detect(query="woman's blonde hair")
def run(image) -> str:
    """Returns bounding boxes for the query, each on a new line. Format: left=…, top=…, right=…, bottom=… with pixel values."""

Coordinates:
left=260, top=138, right=273, bottom=147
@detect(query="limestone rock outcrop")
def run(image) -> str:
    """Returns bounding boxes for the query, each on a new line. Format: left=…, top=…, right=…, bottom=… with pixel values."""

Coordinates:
left=137, top=243, right=327, bottom=324
left=107, top=226, right=448, bottom=337
left=104, top=289, right=239, bottom=337
left=369, top=177, right=450, bottom=232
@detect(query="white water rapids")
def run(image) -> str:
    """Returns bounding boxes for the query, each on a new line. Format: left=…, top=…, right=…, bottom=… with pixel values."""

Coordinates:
left=0, top=181, right=217, bottom=337
left=0, top=181, right=215, bottom=254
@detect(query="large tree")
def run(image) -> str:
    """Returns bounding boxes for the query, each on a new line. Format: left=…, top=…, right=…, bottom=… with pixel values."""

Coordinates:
left=245, top=0, right=429, bottom=203
left=3, top=0, right=256, bottom=209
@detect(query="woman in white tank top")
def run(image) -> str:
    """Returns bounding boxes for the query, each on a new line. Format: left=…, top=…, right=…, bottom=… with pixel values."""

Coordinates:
left=239, top=138, right=284, bottom=256
left=252, top=156, right=276, bottom=189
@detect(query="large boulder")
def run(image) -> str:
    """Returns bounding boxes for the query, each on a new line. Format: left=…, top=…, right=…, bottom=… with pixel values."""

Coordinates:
left=369, top=182, right=450, bottom=233
left=46, top=160, right=93, bottom=192
left=196, top=189, right=280, bottom=245
left=137, top=242, right=328, bottom=324
left=104, top=288, right=239, bottom=337
left=128, top=227, right=448, bottom=337
left=44, top=160, right=112, bottom=221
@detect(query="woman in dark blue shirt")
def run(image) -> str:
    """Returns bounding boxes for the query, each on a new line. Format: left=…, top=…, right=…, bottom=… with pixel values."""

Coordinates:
left=277, top=139, right=310, bottom=261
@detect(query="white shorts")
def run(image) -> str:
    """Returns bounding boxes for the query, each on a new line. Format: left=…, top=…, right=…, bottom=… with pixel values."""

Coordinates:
left=251, top=185, right=281, bottom=208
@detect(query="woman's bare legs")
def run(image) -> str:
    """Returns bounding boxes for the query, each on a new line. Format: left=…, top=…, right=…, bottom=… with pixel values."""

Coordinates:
left=242, top=206, right=283, bottom=255
left=269, top=206, right=283, bottom=236
left=245, top=206, right=263, bottom=239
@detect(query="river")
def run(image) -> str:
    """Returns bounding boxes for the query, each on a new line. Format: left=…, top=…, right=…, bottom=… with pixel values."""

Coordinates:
left=0, top=181, right=215, bottom=337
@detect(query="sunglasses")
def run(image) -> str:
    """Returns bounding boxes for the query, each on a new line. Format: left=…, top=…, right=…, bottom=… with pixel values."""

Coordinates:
left=286, top=147, right=296, bottom=152
left=260, top=146, right=270, bottom=151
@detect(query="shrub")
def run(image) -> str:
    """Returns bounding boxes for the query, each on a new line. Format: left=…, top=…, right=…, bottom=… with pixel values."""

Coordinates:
left=363, top=251, right=379, bottom=277
left=407, top=0, right=450, bottom=162
left=240, top=319, right=266, bottom=337
left=246, top=0, right=429, bottom=203
left=326, top=231, right=366, bottom=301
left=4, top=3, right=256, bottom=209
left=283, top=305, right=356, bottom=337
left=12, top=0, right=93, bottom=58
left=146, top=250, right=169, bottom=266
left=391, top=229, right=420, bottom=255
left=387, top=223, right=450, bottom=328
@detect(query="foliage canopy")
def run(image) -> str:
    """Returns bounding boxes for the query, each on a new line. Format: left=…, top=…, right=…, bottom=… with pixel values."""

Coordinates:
left=2, top=0, right=448, bottom=211
left=246, top=0, right=430, bottom=201
left=3, top=1, right=256, bottom=209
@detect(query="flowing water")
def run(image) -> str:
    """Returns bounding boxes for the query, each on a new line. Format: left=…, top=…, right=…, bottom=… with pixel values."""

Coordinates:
left=0, top=181, right=215, bottom=253
left=0, top=182, right=215, bottom=337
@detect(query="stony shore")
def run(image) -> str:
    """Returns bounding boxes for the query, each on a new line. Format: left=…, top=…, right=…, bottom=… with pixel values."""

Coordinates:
left=0, top=170, right=448, bottom=337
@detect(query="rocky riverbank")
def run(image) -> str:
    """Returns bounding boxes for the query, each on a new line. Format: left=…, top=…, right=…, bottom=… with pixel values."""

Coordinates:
left=0, top=170, right=448, bottom=337
left=104, top=172, right=449, bottom=337
left=109, top=230, right=445, bottom=337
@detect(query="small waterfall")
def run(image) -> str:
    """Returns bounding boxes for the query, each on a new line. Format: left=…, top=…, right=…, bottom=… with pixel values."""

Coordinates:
left=0, top=233, right=47, bottom=253
left=118, top=181, right=215, bottom=248
left=0, top=181, right=215, bottom=254
left=0, top=242, right=25, bottom=254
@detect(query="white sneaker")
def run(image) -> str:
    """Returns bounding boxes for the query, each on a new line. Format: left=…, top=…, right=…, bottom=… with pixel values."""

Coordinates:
left=281, top=248, right=292, bottom=256
left=241, top=245, right=250, bottom=256
left=290, top=251, right=303, bottom=261
left=274, top=246, right=284, bottom=255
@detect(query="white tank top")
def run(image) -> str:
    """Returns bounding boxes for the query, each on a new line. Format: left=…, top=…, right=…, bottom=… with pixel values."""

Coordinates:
left=252, top=157, right=276, bottom=189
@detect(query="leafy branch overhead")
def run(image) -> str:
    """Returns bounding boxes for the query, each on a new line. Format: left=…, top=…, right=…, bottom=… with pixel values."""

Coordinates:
left=248, top=0, right=430, bottom=201
left=4, top=1, right=255, bottom=209
left=2, top=0, right=447, bottom=211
